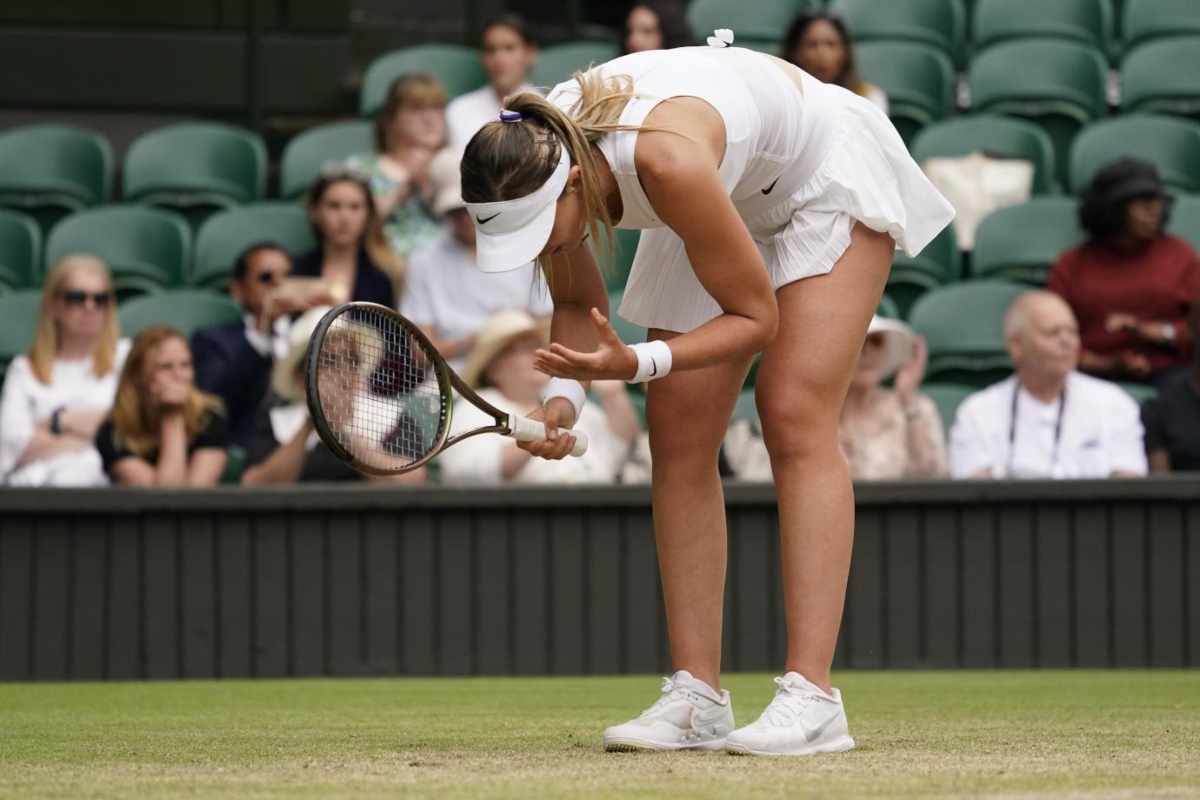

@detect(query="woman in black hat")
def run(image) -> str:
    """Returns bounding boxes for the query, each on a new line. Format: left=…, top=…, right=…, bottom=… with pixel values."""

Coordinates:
left=1049, top=158, right=1200, bottom=386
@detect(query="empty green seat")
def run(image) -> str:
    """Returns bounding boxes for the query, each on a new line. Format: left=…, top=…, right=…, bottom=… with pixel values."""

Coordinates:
left=911, top=114, right=1059, bottom=194
left=280, top=120, right=374, bottom=200
left=832, top=0, right=966, bottom=64
left=922, top=382, right=975, bottom=432
left=970, top=197, right=1083, bottom=285
left=0, top=209, right=42, bottom=291
left=118, top=289, right=242, bottom=339
left=974, top=0, right=1112, bottom=53
left=0, top=125, right=113, bottom=232
left=1120, top=38, right=1200, bottom=118
left=687, top=0, right=818, bottom=43
left=360, top=45, right=485, bottom=116
left=887, top=224, right=959, bottom=319
left=0, top=290, right=44, bottom=382
left=192, top=203, right=316, bottom=289
left=123, top=123, right=267, bottom=218
left=856, top=41, right=956, bottom=143
left=1069, top=115, right=1200, bottom=194
left=530, top=41, right=620, bottom=89
left=908, top=281, right=1026, bottom=385
left=46, top=205, right=191, bottom=297
left=1167, top=193, right=1200, bottom=252
left=1122, top=0, right=1200, bottom=49
left=591, top=228, right=641, bottom=292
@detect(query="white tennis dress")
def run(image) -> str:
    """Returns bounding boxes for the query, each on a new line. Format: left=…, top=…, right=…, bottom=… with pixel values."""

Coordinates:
left=547, top=39, right=956, bottom=333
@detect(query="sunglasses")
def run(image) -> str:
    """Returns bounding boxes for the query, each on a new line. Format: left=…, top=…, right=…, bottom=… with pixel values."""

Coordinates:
left=60, top=289, right=112, bottom=308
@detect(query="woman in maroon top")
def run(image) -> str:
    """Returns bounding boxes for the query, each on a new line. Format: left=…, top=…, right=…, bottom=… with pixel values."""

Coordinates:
left=1049, top=158, right=1200, bottom=386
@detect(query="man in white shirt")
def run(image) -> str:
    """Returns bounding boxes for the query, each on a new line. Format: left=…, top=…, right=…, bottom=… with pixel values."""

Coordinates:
left=949, top=290, right=1148, bottom=479
left=400, top=150, right=552, bottom=373
left=446, top=14, right=539, bottom=153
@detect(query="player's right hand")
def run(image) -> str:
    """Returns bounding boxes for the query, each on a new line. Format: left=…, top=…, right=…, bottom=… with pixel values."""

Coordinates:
left=518, top=398, right=578, bottom=460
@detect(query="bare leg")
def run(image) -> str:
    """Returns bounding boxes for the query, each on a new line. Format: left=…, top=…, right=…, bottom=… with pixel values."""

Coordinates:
left=645, top=329, right=750, bottom=692
left=755, top=223, right=893, bottom=692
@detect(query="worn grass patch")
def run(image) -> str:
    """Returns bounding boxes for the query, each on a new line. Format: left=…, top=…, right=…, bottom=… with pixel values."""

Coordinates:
left=0, top=671, right=1196, bottom=798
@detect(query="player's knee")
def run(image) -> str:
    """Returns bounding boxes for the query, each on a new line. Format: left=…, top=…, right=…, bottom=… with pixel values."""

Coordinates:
left=757, top=391, right=837, bottom=463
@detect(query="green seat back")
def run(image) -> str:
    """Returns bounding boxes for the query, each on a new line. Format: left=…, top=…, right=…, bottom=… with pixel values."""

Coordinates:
left=1069, top=114, right=1200, bottom=194
left=1120, top=38, right=1200, bottom=118
left=974, top=0, right=1112, bottom=53
left=888, top=224, right=959, bottom=318
left=530, top=41, right=620, bottom=89
left=688, top=0, right=819, bottom=43
left=1167, top=193, right=1200, bottom=253
left=360, top=45, right=485, bottom=116
left=832, top=0, right=966, bottom=64
left=192, top=202, right=317, bottom=289
left=971, top=197, right=1083, bottom=285
left=0, top=209, right=42, bottom=291
left=0, top=289, right=43, bottom=381
left=607, top=290, right=646, bottom=346
left=921, top=382, right=975, bottom=432
left=118, top=289, right=242, bottom=339
left=1122, top=0, right=1200, bottom=49
left=0, top=125, right=113, bottom=229
left=877, top=294, right=903, bottom=320
left=1117, top=381, right=1157, bottom=406
left=590, top=228, right=641, bottom=292
left=280, top=120, right=374, bottom=200
left=46, top=205, right=192, bottom=296
left=911, top=114, right=1059, bottom=194
left=856, top=41, right=955, bottom=142
left=731, top=387, right=759, bottom=424
left=909, top=281, right=1025, bottom=383
left=123, top=123, right=267, bottom=208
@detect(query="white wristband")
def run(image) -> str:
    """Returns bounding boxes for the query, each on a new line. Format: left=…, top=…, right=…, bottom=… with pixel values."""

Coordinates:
left=627, top=340, right=673, bottom=383
left=540, top=377, right=586, bottom=420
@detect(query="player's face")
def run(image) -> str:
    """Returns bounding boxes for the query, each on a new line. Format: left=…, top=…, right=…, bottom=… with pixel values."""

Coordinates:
left=482, top=25, right=535, bottom=95
left=625, top=6, right=663, bottom=53
left=539, top=173, right=590, bottom=260
left=791, top=19, right=847, bottom=85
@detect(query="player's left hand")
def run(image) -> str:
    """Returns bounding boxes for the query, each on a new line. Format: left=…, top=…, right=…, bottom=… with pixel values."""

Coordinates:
left=534, top=308, right=639, bottom=381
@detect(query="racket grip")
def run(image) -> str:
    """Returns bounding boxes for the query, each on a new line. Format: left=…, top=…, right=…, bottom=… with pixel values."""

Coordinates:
left=509, top=414, right=589, bottom=457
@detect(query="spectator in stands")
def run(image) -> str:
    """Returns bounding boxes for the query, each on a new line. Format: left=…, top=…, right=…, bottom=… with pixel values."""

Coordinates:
left=348, top=74, right=448, bottom=258
left=447, top=15, right=538, bottom=153
left=782, top=11, right=888, bottom=113
left=1049, top=159, right=1200, bottom=387
left=949, top=291, right=1147, bottom=479
left=241, top=307, right=425, bottom=485
left=622, top=2, right=693, bottom=54
left=95, top=326, right=227, bottom=486
left=1143, top=302, right=1200, bottom=472
left=401, top=150, right=552, bottom=373
left=0, top=255, right=128, bottom=486
left=439, top=310, right=639, bottom=484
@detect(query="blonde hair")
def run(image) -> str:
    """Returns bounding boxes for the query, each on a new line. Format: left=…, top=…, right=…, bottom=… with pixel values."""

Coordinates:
left=29, top=254, right=119, bottom=386
left=375, top=73, right=449, bottom=152
left=109, top=327, right=223, bottom=458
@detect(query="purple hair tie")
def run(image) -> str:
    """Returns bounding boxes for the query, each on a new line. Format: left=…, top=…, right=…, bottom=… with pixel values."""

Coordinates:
left=499, top=109, right=523, bottom=122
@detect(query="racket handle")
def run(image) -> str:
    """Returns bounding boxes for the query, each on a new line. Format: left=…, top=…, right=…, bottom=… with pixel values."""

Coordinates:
left=509, top=414, right=589, bottom=457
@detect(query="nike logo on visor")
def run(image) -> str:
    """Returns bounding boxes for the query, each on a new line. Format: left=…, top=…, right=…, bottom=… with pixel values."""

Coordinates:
left=476, top=213, right=500, bottom=225
left=761, top=178, right=780, bottom=195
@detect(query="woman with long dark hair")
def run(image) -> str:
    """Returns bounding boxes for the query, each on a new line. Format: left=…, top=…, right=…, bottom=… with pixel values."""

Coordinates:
left=782, top=11, right=887, bottom=113
left=622, top=2, right=693, bottom=54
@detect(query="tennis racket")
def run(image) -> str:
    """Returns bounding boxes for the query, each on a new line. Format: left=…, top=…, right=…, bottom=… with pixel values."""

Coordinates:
left=304, top=302, right=588, bottom=476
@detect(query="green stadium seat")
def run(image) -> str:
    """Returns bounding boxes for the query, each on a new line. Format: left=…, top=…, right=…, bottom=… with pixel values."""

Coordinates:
left=530, top=41, right=620, bottom=89
left=123, top=123, right=267, bottom=224
left=118, top=289, right=242, bottom=339
left=0, top=209, right=42, bottom=291
left=887, top=224, right=959, bottom=319
left=360, top=45, right=486, bottom=116
left=910, top=114, right=1059, bottom=194
left=280, top=120, right=374, bottom=201
left=0, top=125, right=113, bottom=233
left=687, top=0, right=819, bottom=43
left=1122, top=0, right=1200, bottom=49
left=831, top=0, right=967, bottom=65
left=1120, top=38, right=1200, bottom=118
left=855, top=42, right=956, bottom=144
left=877, top=294, right=903, bottom=320
left=732, top=387, right=759, bottom=423
left=1117, top=381, right=1157, bottom=406
left=1068, top=115, right=1200, bottom=194
left=607, top=290, right=647, bottom=348
left=590, top=228, right=640, bottom=292
left=970, top=197, right=1083, bottom=285
left=908, top=281, right=1026, bottom=385
left=1167, top=194, right=1200, bottom=252
left=0, top=290, right=43, bottom=383
left=46, top=205, right=191, bottom=298
left=192, top=203, right=316, bottom=289
left=973, top=0, right=1112, bottom=54
left=967, top=40, right=1109, bottom=187
left=921, top=382, right=975, bottom=432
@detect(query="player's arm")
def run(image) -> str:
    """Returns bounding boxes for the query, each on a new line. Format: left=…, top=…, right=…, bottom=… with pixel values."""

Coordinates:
left=540, top=243, right=610, bottom=368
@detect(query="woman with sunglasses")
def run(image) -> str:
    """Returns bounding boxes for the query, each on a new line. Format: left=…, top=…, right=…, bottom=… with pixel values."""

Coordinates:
left=0, top=255, right=128, bottom=486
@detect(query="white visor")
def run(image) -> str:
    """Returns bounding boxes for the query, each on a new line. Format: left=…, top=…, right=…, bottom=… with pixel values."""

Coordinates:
left=464, top=140, right=570, bottom=273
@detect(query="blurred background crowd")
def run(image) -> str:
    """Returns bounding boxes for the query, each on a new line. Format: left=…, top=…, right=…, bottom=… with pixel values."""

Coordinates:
left=0, top=0, right=1197, bottom=488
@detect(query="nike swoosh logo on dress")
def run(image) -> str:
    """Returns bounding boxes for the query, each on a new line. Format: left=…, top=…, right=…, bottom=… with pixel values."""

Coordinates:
left=761, top=177, right=780, bottom=195
left=477, top=213, right=500, bottom=224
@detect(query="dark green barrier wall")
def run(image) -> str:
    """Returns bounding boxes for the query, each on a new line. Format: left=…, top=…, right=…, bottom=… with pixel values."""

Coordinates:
left=0, top=480, right=1197, bottom=681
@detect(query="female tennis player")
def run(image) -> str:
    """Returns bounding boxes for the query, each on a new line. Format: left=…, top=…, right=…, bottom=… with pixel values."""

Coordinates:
left=459, top=30, right=954, bottom=756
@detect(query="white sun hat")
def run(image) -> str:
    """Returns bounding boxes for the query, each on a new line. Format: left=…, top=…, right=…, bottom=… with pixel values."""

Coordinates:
left=463, top=130, right=570, bottom=273
left=866, top=315, right=917, bottom=379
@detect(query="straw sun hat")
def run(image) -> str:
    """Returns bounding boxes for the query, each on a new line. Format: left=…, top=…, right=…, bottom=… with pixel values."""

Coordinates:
left=271, top=306, right=383, bottom=403
left=461, top=310, right=550, bottom=389
left=865, top=315, right=917, bottom=379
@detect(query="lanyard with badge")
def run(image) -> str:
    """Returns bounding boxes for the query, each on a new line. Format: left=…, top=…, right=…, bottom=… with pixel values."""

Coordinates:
left=1005, top=381, right=1066, bottom=479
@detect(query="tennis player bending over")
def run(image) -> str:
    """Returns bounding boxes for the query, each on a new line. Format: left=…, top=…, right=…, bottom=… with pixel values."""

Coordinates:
left=459, top=32, right=954, bottom=756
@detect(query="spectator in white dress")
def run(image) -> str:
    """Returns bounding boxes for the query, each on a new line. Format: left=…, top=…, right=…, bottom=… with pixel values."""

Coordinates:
left=446, top=15, right=539, bottom=153
left=438, top=310, right=639, bottom=485
left=0, top=255, right=129, bottom=486
left=950, top=290, right=1147, bottom=479
left=401, top=149, right=552, bottom=373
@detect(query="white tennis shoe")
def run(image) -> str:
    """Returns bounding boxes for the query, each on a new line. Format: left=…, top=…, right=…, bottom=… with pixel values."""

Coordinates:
left=725, top=672, right=855, bottom=756
left=603, top=670, right=734, bottom=752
